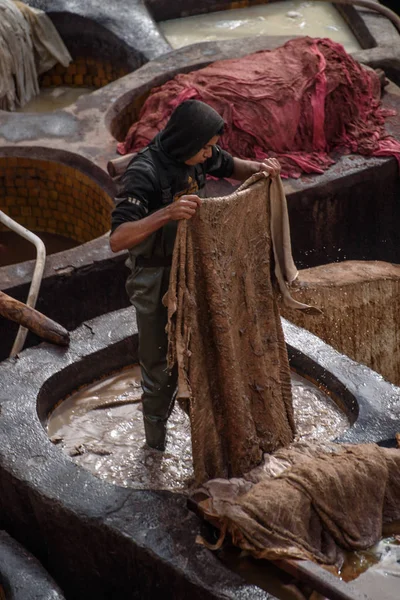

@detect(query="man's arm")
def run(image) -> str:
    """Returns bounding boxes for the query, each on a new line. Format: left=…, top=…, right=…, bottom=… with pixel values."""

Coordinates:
left=231, top=157, right=281, bottom=181
left=109, top=195, right=201, bottom=253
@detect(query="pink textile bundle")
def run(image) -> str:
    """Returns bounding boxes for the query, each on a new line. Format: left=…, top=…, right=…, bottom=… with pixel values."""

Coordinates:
left=118, top=37, right=400, bottom=178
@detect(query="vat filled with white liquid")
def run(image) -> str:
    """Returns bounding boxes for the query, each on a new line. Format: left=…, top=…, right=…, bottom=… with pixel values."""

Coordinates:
left=159, top=0, right=362, bottom=53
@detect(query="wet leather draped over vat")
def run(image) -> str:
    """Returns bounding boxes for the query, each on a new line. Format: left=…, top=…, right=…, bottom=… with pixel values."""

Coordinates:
left=195, top=441, right=400, bottom=567
left=166, top=173, right=315, bottom=484
left=119, top=37, right=400, bottom=178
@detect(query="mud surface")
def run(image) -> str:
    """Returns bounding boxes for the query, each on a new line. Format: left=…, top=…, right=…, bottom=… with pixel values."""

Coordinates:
left=0, top=231, right=78, bottom=267
left=48, top=366, right=349, bottom=492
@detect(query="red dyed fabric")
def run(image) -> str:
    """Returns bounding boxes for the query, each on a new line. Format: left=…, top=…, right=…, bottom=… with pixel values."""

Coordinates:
left=118, top=37, right=400, bottom=179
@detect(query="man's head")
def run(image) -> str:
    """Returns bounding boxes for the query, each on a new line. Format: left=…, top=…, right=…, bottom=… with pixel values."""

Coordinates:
left=184, top=134, right=220, bottom=166
left=159, top=100, right=224, bottom=164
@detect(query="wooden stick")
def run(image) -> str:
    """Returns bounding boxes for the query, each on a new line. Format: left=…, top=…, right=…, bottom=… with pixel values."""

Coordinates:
left=107, top=153, right=136, bottom=178
left=0, top=291, right=70, bottom=348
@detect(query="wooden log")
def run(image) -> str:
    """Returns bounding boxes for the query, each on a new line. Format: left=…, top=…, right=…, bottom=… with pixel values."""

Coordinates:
left=107, top=153, right=136, bottom=178
left=0, top=291, right=70, bottom=348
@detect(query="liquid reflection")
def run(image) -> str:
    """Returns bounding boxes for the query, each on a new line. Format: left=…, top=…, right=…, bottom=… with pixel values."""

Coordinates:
left=48, top=365, right=349, bottom=493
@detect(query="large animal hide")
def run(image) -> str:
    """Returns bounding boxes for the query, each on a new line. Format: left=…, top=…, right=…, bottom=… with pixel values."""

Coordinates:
left=194, top=441, right=400, bottom=567
left=166, top=173, right=314, bottom=484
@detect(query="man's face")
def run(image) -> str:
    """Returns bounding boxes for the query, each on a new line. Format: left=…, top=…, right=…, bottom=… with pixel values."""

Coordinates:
left=184, top=135, right=219, bottom=166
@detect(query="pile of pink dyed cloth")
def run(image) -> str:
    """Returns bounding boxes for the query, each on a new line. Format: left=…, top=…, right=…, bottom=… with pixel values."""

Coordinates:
left=118, top=37, right=400, bottom=178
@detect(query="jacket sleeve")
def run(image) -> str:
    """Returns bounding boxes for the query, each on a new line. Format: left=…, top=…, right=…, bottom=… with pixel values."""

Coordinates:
left=111, top=159, right=158, bottom=233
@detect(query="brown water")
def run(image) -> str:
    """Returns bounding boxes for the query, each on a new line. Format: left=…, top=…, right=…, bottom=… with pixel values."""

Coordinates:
left=48, top=366, right=350, bottom=493
left=16, top=86, right=94, bottom=113
left=0, top=231, right=78, bottom=267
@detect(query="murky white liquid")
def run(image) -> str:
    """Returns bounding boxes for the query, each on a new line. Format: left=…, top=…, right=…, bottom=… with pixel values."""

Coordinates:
left=16, top=86, right=94, bottom=113
left=159, top=1, right=361, bottom=53
left=48, top=365, right=350, bottom=493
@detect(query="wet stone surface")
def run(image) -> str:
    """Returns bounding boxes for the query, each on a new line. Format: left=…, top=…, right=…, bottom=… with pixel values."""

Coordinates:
left=48, top=366, right=349, bottom=492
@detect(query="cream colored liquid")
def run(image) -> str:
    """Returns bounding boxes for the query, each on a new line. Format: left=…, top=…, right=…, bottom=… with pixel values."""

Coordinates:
left=48, top=365, right=350, bottom=493
left=159, top=1, right=361, bottom=53
left=16, top=86, right=94, bottom=113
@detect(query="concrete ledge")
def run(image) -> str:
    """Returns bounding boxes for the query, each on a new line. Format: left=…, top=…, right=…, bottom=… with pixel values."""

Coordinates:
left=0, top=531, right=65, bottom=600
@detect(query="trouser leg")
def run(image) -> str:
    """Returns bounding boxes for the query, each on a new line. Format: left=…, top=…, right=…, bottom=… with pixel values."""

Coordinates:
left=128, top=266, right=177, bottom=449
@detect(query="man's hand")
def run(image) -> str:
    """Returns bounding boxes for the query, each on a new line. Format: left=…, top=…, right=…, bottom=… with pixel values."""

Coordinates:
left=166, top=195, right=202, bottom=221
left=259, top=158, right=281, bottom=178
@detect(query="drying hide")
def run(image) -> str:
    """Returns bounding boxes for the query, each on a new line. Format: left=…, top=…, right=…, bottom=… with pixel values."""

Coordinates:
left=119, top=37, right=400, bottom=178
left=0, top=0, right=71, bottom=111
left=194, top=441, right=400, bottom=568
left=166, top=173, right=316, bottom=484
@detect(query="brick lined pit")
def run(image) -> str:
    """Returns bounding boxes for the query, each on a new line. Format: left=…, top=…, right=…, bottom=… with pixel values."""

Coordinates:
left=0, top=158, right=113, bottom=244
left=40, top=57, right=130, bottom=89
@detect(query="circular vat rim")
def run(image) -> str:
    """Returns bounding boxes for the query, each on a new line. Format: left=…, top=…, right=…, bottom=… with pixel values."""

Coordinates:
left=0, top=308, right=399, bottom=597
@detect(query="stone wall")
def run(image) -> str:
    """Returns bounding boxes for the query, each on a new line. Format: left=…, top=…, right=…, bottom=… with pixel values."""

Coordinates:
left=281, top=261, right=400, bottom=386
left=0, top=158, right=113, bottom=243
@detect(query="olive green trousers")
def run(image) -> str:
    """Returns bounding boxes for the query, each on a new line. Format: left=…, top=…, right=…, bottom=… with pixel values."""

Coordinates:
left=126, top=265, right=177, bottom=426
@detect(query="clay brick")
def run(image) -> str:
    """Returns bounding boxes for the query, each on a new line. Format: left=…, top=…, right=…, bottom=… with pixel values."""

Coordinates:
left=21, top=206, right=31, bottom=216
left=55, top=63, right=65, bottom=75
left=41, top=76, right=52, bottom=87
left=100, top=79, right=108, bottom=87
left=84, top=75, right=93, bottom=86
left=25, top=217, right=37, bottom=229
left=43, top=209, right=52, bottom=218
left=15, top=178, right=25, bottom=187
left=52, top=75, right=63, bottom=86
left=64, top=75, right=73, bottom=85
left=48, top=219, right=57, bottom=229
left=38, top=218, right=47, bottom=228
left=74, top=74, right=84, bottom=85
left=76, top=64, right=87, bottom=76
left=32, top=208, right=41, bottom=217
left=67, top=64, right=77, bottom=75
left=50, top=190, right=59, bottom=199
left=93, top=77, right=101, bottom=87
left=86, top=57, right=95, bottom=66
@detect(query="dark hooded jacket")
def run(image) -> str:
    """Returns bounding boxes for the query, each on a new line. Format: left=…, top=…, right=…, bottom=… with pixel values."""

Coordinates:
left=111, top=100, right=234, bottom=250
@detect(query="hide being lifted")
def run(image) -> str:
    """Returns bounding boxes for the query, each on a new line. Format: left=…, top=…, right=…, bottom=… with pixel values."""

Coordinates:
left=166, top=173, right=317, bottom=485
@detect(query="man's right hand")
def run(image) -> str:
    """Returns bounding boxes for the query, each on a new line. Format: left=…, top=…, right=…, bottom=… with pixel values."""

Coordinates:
left=165, top=195, right=202, bottom=221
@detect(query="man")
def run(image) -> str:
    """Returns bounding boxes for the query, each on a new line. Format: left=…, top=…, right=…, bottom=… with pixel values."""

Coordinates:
left=110, top=99, right=280, bottom=451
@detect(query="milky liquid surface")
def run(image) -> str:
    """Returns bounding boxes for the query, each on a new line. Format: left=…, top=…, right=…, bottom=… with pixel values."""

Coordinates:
left=16, top=86, right=94, bottom=113
left=159, top=1, right=361, bottom=53
left=48, top=365, right=350, bottom=493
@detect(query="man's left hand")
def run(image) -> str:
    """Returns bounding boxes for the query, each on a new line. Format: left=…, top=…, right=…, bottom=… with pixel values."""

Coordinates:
left=259, top=158, right=281, bottom=178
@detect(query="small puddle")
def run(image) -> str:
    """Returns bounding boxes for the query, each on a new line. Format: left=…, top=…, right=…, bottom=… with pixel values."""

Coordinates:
left=15, top=86, right=94, bottom=113
left=48, top=365, right=350, bottom=493
left=0, top=230, right=78, bottom=267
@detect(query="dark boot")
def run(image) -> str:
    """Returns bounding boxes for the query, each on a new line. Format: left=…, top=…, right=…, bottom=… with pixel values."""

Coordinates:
left=144, top=417, right=167, bottom=451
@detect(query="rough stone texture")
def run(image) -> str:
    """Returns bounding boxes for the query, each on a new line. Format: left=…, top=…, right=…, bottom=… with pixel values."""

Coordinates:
left=0, top=530, right=65, bottom=599
left=282, top=261, right=400, bottom=386
left=26, top=0, right=171, bottom=65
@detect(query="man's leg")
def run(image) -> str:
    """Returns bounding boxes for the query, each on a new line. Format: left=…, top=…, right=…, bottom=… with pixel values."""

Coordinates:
left=128, top=266, right=177, bottom=450
left=136, top=304, right=177, bottom=450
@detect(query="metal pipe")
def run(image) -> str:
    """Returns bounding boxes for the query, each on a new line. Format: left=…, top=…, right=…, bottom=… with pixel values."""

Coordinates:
left=0, top=211, right=46, bottom=357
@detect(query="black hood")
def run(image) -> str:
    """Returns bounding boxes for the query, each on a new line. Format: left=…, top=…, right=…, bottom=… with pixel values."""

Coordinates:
left=159, top=100, right=224, bottom=162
